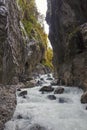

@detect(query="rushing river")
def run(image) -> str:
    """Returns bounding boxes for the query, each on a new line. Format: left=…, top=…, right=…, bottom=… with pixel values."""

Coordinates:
left=4, top=74, right=87, bottom=130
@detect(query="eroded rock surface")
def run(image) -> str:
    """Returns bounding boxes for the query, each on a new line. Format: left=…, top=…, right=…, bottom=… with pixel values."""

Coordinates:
left=0, top=85, right=16, bottom=130
left=54, top=87, right=64, bottom=94
left=46, top=0, right=87, bottom=90
left=39, top=85, right=54, bottom=92
left=18, top=90, right=27, bottom=97
left=0, top=0, right=47, bottom=129
left=81, top=91, right=87, bottom=103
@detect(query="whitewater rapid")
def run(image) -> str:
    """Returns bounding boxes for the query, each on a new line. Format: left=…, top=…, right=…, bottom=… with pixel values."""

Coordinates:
left=4, top=74, right=87, bottom=130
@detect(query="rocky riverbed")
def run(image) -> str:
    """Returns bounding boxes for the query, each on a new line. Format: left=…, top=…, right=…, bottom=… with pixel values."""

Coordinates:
left=4, top=74, right=87, bottom=130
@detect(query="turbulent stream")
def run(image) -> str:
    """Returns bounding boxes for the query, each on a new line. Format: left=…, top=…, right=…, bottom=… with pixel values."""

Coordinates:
left=4, top=74, right=87, bottom=130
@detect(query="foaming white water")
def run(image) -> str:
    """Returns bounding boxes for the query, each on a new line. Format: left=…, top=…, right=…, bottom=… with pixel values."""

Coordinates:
left=4, top=74, right=87, bottom=130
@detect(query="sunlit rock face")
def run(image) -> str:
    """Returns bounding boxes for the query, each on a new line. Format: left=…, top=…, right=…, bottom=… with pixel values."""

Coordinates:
left=46, top=0, right=87, bottom=90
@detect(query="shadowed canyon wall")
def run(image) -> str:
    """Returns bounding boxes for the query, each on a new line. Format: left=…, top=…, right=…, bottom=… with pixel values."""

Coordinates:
left=46, top=0, right=87, bottom=90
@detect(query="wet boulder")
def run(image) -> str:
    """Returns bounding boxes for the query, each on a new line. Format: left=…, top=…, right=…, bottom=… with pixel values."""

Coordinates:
left=46, top=77, right=53, bottom=80
left=39, top=86, right=54, bottom=92
left=36, top=80, right=43, bottom=86
left=47, top=74, right=51, bottom=77
left=16, top=82, right=26, bottom=89
left=17, top=88, right=21, bottom=91
left=29, top=124, right=47, bottom=130
left=58, top=97, right=70, bottom=103
left=17, top=114, right=23, bottom=119
left=40, top=78, right=44, bottom=81
left=23, top=95, right=27, bottom=99
left=59, top=97, right=66, bottom=103
left=18, top=90, right=27, bottom=96
left=86, top=106, right=87, bottom=110
left=47, top=95, right=56, bottom=100
left=81, top=91, right=87, bottom=103
left=25, top=80, right=37, bottom=88
left=41, top=91, right=45, bottom=94
left=54, top=87, right=64, bottom=94
left=51, top=80, right=58, bottom=86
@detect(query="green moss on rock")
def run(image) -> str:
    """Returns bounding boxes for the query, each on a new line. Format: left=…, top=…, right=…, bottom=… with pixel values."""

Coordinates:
left=18, top=0, right=53, bottom=70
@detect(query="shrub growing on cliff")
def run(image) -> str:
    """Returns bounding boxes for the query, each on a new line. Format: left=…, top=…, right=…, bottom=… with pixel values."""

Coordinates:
left=42, top=47, right=53, bottom=69
left=18, top=0, right=53, bottom=69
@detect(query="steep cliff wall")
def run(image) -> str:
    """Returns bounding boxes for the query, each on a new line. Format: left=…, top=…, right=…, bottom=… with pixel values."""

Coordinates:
left=46, top=0, right=87, bottom=90
left=0, top=0, right=48, bottom=129
left=0, top=0, right=25, bottom=84
left=0, top=0, right=46, bottom=84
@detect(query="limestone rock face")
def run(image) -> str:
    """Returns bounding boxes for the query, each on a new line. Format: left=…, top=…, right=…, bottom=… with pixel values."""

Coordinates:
left=0, top=1, right=8, bottom=83
left=0, top=0, right=44, bottom=85
left=0, top=0, right=46, bottom=129
left=46, top=0, right=87, bottom=90
left=0, top=0, right=25, bottom=84
left=0, top=85, right=16, bottom=130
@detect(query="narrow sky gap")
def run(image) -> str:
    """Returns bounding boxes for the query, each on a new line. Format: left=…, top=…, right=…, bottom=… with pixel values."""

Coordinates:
left=35, top=0, right=49, bottom=34
left=35, top=0, right=52, bottom=48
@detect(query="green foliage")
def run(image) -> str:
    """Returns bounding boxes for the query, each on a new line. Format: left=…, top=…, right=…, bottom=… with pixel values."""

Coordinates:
left=18, top=0, right=53, bottom=69
left=18, top=0, right=40, bottom=39
left=42, top=47, right=53, bottom=69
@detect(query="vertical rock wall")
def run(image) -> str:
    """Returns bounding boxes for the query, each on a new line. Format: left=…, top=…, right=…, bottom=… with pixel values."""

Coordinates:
left=0, top=0, right=25, bottom=84
left=46, top=0, right=87, bottom=90
left=0, top=0, right=46, bottom=129
left=0, top=0, right=45, bottom=84
left=0, top=1, right=24, bottom=129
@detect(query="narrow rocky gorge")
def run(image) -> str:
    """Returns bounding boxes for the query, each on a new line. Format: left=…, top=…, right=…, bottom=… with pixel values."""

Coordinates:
left=0, top=0, right=87, bottom=130
left=0, top=0, right=52, bottom=129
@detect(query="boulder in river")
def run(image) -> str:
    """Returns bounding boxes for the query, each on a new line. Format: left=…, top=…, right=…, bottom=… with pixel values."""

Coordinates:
left=36, top=80, right=43, bottom=86
left=16, top=82, right=26, bottom=89
left=86, top=106, right=87, bottom=110
left=47, top=95, right=56, bottom=100
left=17, top=88, right=21, bottom=91
left=17, top=114, right=23, bottom=119
left=46, top=77, right=53, bottom=80
left=51, top=80, right=58, bottom=86
left=54, top=87, right=64, bottom=94
left=81, top=91, right=87, bottom=103
left=40, top=78, right=44, bottom=81
left=25, top=80, right=37, bottom=88
left=18, top=90, right=27, bottom=96
left=58, top=97, right=71, bottom=103
left=47, top=74, right=51, bottom=77
left=29, top=124, right=47, bottom=130
left=39, top=86, right=54, bottom=92
left=23, top=95, right=27, bottom=99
